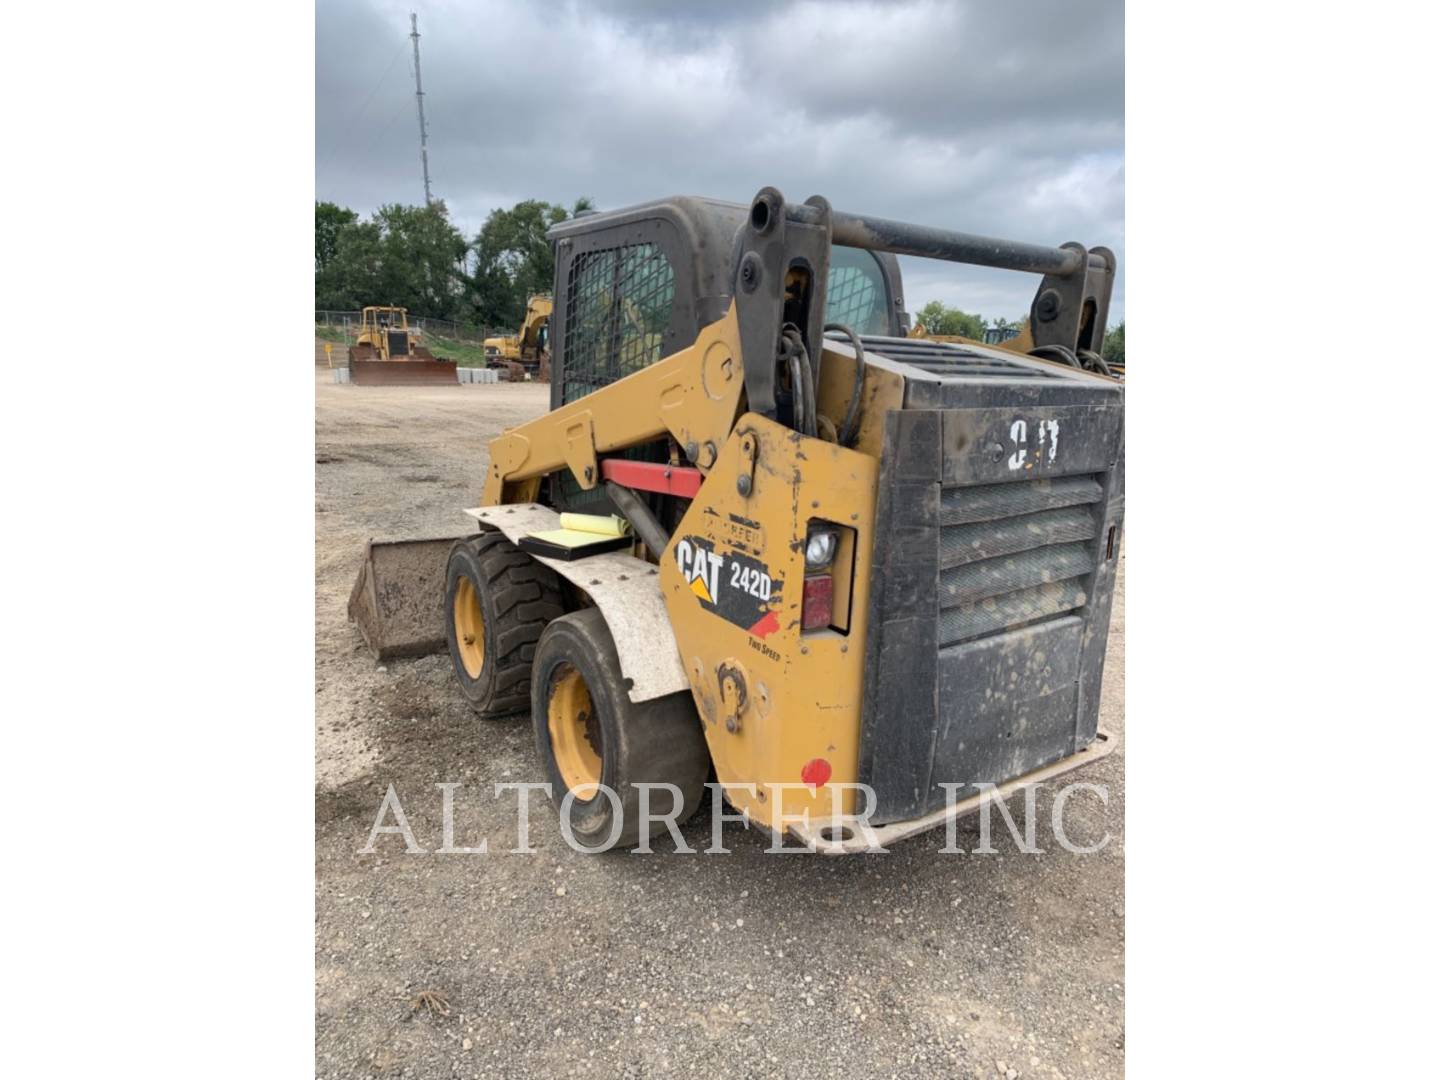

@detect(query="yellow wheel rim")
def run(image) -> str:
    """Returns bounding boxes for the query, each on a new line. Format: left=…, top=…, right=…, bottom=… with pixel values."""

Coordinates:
left=547, top=665, right=602, bottom=792
left=453, top=576, right=485, bottom=679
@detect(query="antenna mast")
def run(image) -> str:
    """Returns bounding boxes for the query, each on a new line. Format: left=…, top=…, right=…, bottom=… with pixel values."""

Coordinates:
left=410, top=12, right=433, bottom=205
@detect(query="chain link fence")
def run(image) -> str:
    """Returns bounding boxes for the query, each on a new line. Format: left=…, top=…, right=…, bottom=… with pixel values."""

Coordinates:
left=315, top=310, right=500, bottom=344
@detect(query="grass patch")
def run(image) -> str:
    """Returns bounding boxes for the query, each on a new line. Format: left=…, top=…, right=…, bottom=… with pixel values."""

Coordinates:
left=313, top=326, right=492, bottom=367
left=425, top=334, right=491, bottom=367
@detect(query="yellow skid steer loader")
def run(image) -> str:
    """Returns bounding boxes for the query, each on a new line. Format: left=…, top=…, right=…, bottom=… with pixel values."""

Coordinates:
left=350, top=187, right=1123, bottom=851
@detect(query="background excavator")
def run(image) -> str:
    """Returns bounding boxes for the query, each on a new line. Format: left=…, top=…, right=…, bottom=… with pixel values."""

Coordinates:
left=483, top=294, right=553, bottom=381
left=350, top=186, right=1124, bottom=851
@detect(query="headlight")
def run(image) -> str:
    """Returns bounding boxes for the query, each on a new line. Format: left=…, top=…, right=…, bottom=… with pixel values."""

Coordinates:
left=805, top=528, right=838, bottom=570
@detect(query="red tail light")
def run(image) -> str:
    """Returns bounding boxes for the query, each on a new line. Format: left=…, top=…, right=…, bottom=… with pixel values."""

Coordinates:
left=802, top=574, right=833, bottom=630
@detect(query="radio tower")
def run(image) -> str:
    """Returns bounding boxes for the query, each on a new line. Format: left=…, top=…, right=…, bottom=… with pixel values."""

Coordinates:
left=410, top=12, right=433, bottom=205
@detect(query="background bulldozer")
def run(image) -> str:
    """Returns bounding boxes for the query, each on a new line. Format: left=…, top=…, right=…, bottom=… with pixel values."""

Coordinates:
left=347, top=305, right=458, bottom=386
left=351, top=186, right=1124, bottom=852
left=483, top=294, right=553, bottom=380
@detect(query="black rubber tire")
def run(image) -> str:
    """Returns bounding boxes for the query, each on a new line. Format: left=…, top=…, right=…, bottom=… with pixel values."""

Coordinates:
left=444, top=532, right=565, bottom=718
left=531, top=608, right=711, bottom=850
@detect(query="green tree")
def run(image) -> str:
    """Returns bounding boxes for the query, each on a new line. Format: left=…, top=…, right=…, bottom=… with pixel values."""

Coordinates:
left=1102, top=320, right=1125, bottom=367
left=371, top=200, right=470, bottom=319
left=915, top=300, right=986, bottom=340
left=315, top=214, right=382, bottom=311
left=314, top=196, right=597, bottom=325
left=465, top=197, right=595, bottom=328
left=315, top=201, right=357, bottom=275
left=313, top=199, right=469, bottom=319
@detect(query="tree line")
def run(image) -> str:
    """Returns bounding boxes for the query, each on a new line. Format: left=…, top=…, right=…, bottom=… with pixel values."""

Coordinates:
left=917, top=300, right=1124, bottom=367
left=315, top=197, right=593, bottom=331
left=315, top=199, right=1123, bottom=365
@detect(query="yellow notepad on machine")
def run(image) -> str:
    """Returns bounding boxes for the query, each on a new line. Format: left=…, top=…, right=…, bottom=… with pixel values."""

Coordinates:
left=519, top=513, right=632, bottom=560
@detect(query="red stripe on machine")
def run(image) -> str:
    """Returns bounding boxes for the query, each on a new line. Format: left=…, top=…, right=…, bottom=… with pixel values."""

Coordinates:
left=599, top=459, right=704, bottom=498
left=748, top=610, right=780, bottom=639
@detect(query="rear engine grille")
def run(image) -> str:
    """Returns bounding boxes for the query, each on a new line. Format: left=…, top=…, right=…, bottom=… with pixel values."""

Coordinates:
left=937, top=475, right=1103, bottom=646
left=940, top=542, right=1094, bottom=605
left=858, top=394, right=1123, bottom=824
left=859, top=337, right=1059, bottom=379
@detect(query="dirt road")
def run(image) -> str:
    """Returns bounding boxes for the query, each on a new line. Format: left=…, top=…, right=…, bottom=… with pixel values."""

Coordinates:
left=315, top=361, right=1125, bottom=1079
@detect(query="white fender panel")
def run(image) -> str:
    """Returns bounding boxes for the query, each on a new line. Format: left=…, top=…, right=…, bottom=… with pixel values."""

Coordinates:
left=464, top=504, right=688, bottom=703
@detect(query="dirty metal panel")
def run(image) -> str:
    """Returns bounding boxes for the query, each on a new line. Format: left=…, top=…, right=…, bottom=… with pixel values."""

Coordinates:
left=1076, top=432, right=1125, bottom=748
left=858, top=390, right=1124, bottom=824
left=940, top=404, right=1121, bottom=486
left=930, top=616, right=1084, bottom=806
left=464, top=504, right=688, bottom=703
left=898, top=362, right=1119, bottom=412
left=657, top=414, right=881, bottom=833
left=791, top=728, right=1117, bottom=854
left=347, top=537, right=461, bottom=660
left=858, top=409, right=942, bottom=820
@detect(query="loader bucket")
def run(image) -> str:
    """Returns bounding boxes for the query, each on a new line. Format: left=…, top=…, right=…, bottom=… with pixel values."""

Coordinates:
left=348, top=358, right=459, bottom=386
left=347, top=537, right=466, bottom=659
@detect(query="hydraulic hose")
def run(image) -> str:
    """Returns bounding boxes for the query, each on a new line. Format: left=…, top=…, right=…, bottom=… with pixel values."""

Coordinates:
left=823, top=322, right=866, bottom=447
left=1028, top=344, right=1082, bottom=369
left=780, top=325, right=817, bottom=438
left=604, top=480, right=671, bottom=559
left=788, top=352, right=808, bottom=435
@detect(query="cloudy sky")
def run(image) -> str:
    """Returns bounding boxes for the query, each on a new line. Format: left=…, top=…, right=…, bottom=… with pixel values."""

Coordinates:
left=316, top=0, right=1123, bottom=322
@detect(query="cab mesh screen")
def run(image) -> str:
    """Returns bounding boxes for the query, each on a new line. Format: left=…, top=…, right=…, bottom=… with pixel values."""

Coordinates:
left=560, top=243, right=676, bottom=404
left=554, top=242, right=676, bottom=511
left=824, top=247, right=891, bottom=335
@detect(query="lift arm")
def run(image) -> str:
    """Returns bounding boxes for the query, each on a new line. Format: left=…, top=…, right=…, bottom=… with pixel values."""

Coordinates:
left=482, top=303, right=746, bottom=505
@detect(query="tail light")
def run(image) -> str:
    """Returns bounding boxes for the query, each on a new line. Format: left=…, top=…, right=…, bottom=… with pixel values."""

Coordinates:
left=801, top=522, right=854, bottom=634
left=802, top=574, right=834, bottom=630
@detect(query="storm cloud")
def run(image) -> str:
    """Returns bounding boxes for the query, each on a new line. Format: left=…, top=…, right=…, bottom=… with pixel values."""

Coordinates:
left=316, top=0, right=1124, bottom=321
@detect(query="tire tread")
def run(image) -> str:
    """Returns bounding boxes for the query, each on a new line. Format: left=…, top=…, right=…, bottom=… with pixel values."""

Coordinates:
left=449, top=531, right=564, bottom=717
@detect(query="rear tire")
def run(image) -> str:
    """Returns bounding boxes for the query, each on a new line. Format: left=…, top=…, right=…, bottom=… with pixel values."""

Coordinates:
left=444, top=532, right=564, bottom=718
left=532, top=608, right=710, bottom=850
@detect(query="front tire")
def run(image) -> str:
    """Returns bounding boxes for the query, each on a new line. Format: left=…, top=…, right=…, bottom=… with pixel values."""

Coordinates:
left=531, top=608, right=710, bottom=850
left=444, top=533, right=564, bottom=718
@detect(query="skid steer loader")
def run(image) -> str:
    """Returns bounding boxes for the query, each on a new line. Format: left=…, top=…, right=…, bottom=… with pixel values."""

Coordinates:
left=347, top=306, right=459, bottom=386
left=349, top=186, right=1123, bottom=852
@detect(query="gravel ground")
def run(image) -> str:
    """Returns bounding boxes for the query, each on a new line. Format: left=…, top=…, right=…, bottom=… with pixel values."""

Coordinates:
left=315, top=357, right=1126, bottom=1079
